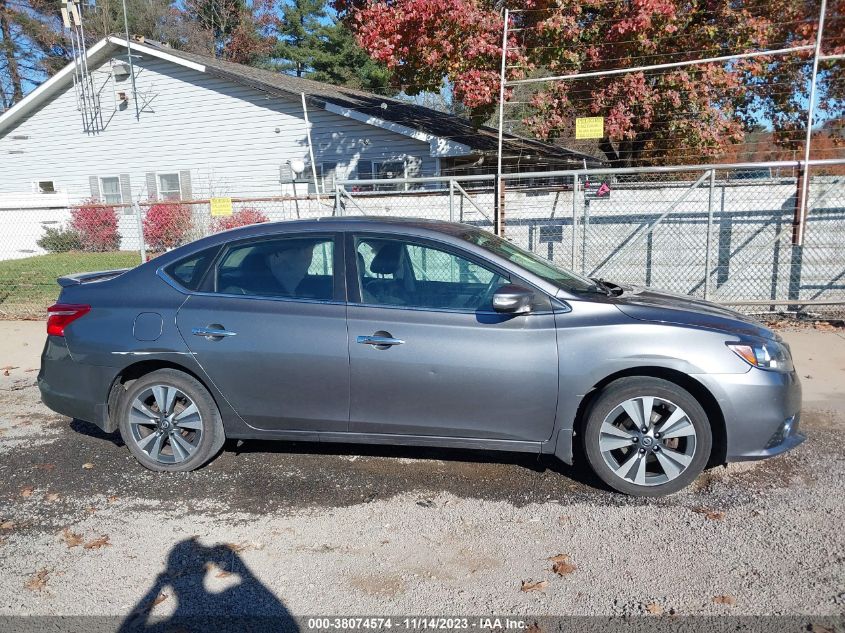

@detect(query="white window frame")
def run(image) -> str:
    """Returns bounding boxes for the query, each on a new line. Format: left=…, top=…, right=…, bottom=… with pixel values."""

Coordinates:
left=99, top=176, right=123, bottom=204
left=158, top=172, right=181, bottom=201
left=32, top=180, right=57, bottom=194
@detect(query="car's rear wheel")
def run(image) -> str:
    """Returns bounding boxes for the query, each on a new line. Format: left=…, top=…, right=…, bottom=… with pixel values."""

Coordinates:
left=117, top=369, right=225, bottom=472
left=583, top=377, right=712, bottom=496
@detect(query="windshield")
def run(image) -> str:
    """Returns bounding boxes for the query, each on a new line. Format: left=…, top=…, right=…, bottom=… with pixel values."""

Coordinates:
left=459, top=230, right=598, bottom=293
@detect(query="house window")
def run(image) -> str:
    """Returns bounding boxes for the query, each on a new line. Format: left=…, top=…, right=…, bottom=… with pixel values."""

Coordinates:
left=309, top=162, right=338, bottom=194
left=34, top=181, right=55, bottom=193
left=100, top=177, right=122, bottom=204
left=158, top=173, right=181, bottom=200
left=352, top=160, right=374, bottom=192
left=374, top=160, right=406, bottom=191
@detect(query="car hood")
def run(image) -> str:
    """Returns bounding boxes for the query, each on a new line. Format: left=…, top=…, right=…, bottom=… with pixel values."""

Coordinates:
left=607, top=286, right=777, bottom=340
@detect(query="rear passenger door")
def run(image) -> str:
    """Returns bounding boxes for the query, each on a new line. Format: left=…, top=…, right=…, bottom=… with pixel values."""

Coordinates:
left=175, top=232, right=349, bottom=432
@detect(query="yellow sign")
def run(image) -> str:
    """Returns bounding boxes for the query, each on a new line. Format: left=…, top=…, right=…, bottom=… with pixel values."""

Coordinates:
left=210, top=197, right=233, bottom=217
left=575, top=117, right=604, bottom=140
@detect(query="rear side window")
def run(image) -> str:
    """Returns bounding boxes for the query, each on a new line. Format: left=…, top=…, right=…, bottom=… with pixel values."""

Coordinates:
left=165, top=247, right=218, bottom=291
left=216, top=236, right=334, bottom=301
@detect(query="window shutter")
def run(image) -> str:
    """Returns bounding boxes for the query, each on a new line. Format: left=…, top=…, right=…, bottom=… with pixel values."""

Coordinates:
left=89, top=176, right=101, bottom=201
left=119, top=174, right=132, bottom=213
left=179, top=170, right=192, bottom=200
left=145, top=172, right=158, bottom=201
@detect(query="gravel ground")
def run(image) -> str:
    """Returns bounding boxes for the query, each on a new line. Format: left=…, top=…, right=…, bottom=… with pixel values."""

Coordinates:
left=0, top=323, right=843, bottom=624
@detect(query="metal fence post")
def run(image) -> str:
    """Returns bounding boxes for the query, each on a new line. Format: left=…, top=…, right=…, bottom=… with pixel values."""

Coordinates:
left=704, top=169, right=715, bottom=301
left=134, top=201, right=146, bottom=264
left=571, top=174, right=579, bottom=270
left=448, top=180, right=455, bottom=222
left=334, top=187, right=342, bottom=216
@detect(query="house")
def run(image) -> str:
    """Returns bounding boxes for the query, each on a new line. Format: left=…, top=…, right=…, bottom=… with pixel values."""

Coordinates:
left=0, top=35, right=601, bottom=210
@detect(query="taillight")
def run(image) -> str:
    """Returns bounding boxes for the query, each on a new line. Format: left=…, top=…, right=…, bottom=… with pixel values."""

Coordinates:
left=47, top=303, right=91, bottom=337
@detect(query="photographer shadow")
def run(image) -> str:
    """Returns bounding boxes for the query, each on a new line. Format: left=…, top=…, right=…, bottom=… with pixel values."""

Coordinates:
left=119, top=537, right=298, bottom=633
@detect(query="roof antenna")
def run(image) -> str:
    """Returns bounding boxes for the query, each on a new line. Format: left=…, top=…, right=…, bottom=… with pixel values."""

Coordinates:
left=121, top=0, right=141, bottom=121
left=61, top=0, right=102, bottom=132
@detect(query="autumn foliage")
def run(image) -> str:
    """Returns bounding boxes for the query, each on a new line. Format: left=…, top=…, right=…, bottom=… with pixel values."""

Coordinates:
left=143, top=203, right=193, bottom=251
left=70, top=201, right=121, bottom=252
left=211, top=208, right=270, bottom=233
left=338, top=0, right=845, bottom=166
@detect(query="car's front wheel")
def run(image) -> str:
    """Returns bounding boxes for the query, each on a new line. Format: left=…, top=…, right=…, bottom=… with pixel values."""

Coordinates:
left=583, top=377, right=712, bottom=496
left=117, top=369, right=225, bottom=472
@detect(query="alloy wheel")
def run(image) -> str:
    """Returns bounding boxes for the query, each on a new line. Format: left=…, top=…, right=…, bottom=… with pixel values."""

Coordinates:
left=598, top=396, right=697, bottom=487
left=128, top=385, right=204, bottom=464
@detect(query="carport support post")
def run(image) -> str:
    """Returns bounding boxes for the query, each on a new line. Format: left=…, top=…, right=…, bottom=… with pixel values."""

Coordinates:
left=704, top=169, right=716, bottom=301
left=134, top=201, right=146, bottom=264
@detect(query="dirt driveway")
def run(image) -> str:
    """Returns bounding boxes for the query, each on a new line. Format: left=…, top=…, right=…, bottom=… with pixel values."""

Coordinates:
left=0, top=321, right=843, bottom=624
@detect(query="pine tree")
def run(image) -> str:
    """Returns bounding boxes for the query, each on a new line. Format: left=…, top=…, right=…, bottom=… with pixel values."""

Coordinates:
left=310, top=20, right=390, bottom=93
left=272, top=0, right=326, bottom=77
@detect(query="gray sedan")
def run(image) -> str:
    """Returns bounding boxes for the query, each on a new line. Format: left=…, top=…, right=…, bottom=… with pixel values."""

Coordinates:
left=38, top=218, right=803, bottom=496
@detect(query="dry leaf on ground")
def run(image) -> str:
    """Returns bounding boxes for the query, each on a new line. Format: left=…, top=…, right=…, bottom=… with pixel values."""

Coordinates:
left=692, top=507, right=725, bottom=520
left=1, top=521, right=14, bottom=530
left=712, top=595, right=737, bottom=605
left=152, top=592, right=168, bottom=607
left=44, top=493, right=60, bottom=503
left=548, top=554, right=577, bottom=576
left=60, top=528, right=83, bottom=548
left=82, top=463, right=94, bottom=470
left=20, top=486, right=34, bottom=498
left=83, top=535, right=111, bottom=549
left=25, top=569, right=49, bottom=592
left=645, top=603, right=664, bottom=615
left=521, top=579, right=549, bottom=592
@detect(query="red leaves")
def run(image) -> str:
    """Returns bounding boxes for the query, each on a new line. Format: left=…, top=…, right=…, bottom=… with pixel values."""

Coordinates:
left=211, top=208, right=270, bottom=234
left=349, top=0, right=511, bottom=117
left=337, top=0, right=841, bottom=165
left=142, top=203, right=193, bottom=252
left=70, top=201, right=120, bottom=252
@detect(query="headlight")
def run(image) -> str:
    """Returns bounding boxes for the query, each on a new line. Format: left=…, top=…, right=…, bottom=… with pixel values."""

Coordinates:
left=726, top=340, right=794, bottom=372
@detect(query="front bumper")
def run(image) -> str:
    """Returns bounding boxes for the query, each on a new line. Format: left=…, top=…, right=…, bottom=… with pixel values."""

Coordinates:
left=38, top=336, right=113, bottom=430
left=695, top=367, right=804, bottom=462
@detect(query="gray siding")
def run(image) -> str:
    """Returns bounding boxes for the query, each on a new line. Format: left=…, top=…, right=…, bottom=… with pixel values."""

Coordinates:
left=0, top=55, right=436, bottom=203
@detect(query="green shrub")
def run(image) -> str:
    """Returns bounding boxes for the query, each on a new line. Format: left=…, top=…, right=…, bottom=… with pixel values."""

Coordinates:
left=37, top=226, right=83, bottom=253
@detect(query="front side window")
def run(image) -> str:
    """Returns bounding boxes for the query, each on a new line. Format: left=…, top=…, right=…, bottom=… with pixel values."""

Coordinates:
left=355, top=236, right=508, bottom=311
left=216, top=236, right=334, bottom=301
left=158, top=173, right=181, bottom=200
left=100, top=176, right=122, bottom=204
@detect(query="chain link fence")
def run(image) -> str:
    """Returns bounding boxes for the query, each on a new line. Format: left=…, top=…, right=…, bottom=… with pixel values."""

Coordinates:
left=1, top=161, right=842, bottom=319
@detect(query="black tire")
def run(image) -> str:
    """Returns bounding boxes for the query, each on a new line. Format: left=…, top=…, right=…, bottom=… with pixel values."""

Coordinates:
left=582, top=377, right=712, bottom=497
left=117, top=369, right=225, bottom=472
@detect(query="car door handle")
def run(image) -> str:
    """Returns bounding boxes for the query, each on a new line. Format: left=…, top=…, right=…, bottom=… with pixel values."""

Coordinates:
left=356, top=335, right=404, bottom=347
left=192, top=327, right=237, bottom=338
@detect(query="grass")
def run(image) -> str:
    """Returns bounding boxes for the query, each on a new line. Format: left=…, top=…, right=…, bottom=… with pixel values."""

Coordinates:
left=0, top=251, right=141, bottom=319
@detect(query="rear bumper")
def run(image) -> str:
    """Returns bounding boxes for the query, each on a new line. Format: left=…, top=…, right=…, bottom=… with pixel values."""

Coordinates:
left=38, top=336, right=113, bottom=431
left=695, top=368, right=804, bottom=462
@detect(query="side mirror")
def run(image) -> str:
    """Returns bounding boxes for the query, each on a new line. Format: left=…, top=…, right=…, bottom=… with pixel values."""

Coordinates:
left=492, top=284, right=534, bottom=315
